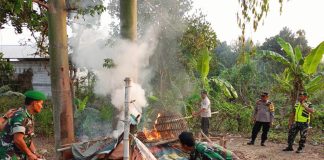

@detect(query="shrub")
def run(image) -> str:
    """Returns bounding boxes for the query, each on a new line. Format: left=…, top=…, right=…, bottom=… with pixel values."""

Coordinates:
left=35, top=102, right=54, bottom=136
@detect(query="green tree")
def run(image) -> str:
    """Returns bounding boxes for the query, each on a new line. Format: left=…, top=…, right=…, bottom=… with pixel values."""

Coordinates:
left=0, top=0, right=48, bottom=54
left=109, top=0, right=194, bottom=99
left=237, top=0, right=286, bottom=43
left=179, top=12, right=217, bottom=75
left=0, top=52, right=14, bottom=86
left=0, top=1, right=104, bottom=158
left=258, top=38, right=324, bottom=108
left=260, top=27, right=311, bottom=57
left=214, top=41, right=238, bottom=69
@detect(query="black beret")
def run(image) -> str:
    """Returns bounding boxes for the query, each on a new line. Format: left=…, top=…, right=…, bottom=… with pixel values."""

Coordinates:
left=261, top=92, right=269, bottom=96
left=299, top=92, right=308, bottom=96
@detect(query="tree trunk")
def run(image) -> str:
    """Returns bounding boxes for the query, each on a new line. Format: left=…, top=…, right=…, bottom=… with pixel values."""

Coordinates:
left=288, top=77, right=304, bottom=128
left=120, top=0, right=137, bottom=41
left=48, top=0, right=75, bottom=159
left=290, top=77, right=304, bottom=109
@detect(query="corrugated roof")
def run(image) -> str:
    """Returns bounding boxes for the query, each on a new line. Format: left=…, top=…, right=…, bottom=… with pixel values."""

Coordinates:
left=0, top=45, right=47, bottom=59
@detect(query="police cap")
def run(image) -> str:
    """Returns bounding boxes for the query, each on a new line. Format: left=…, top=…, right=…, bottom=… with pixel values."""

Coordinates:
left=261, top=92, right=269, bottom=96
left=299, top=92, right=308, bottom=96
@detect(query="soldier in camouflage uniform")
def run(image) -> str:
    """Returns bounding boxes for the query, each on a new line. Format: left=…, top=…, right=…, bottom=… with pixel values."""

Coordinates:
left=0, top=109, right=17, bottom=131
left=0, top=90, right=46, bottom=160
left=178, top=131, right=239, bottom=160
left=283, top=92, right=314, bottom=153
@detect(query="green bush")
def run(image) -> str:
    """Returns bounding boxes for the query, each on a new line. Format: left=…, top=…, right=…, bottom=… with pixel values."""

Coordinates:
left=210, top=100, right=253, bottom=134
left=34, top=101, right=54, bottom=136
left=0, top=95, right=24, bottom=114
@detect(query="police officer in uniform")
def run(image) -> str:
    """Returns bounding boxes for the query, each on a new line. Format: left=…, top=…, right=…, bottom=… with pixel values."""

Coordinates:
left=0, top=90, right=46, bottom=160
left=283, top=92, right=314, bottom=153
left=247, top=92, right=274, bottom=146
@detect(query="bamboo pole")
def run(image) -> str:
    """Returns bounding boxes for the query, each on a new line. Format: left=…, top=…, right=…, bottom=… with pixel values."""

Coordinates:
left=123, top=78, right=131, bottom=160
left=164, top=111, right=219, bottom=123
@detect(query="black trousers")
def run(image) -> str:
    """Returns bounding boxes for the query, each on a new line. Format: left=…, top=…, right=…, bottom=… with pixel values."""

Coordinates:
left=201, top=117, right=210, bottom=136
left=287, top=122, right=308, bottom=149
left=250, top=121, right=270, bottom=143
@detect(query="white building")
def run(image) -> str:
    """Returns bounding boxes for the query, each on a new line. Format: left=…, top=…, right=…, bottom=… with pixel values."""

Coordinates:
left=0, top=45, right=51, bottom=96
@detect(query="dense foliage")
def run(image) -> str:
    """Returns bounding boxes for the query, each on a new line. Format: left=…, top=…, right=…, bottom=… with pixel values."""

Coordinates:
left=0, top=53, right=14, bottom=86
left=0, top=0, right=322, bottom=144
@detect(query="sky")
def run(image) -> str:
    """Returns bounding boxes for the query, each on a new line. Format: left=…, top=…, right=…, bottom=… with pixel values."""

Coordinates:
left=0, top=0, right=323, bottom=47
left=193, top=0, right=324, bottom=47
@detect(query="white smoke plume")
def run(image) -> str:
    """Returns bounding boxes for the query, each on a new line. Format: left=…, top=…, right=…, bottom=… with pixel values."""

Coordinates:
left=69, top=6, right=159, bottom=138
left=71, top=26, right=158, bottom=107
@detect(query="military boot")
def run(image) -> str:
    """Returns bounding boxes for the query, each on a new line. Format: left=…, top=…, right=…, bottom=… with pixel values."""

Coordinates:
left=247, top=141, right=254, bottom=145
left=296, top=147, right=303, bottom=153
left=283, top=146, right=293, bottom=151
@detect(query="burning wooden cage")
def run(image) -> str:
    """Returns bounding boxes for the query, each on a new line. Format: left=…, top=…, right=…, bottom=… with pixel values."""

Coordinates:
left=138, top=112, right=188, bottom=142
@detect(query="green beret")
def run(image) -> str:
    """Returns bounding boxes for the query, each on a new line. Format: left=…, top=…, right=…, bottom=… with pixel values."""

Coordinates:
left=24, top=90, right=47, bottom=100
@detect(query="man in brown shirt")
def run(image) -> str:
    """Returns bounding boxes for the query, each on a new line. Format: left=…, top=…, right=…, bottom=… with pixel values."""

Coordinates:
left=247, top=92, right=274, bottom=146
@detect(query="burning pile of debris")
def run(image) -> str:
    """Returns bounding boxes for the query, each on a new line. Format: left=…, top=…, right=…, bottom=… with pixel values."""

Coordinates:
left=60, top=110, right=240, bottom=160
left=137, top=112, right=188, bottom=143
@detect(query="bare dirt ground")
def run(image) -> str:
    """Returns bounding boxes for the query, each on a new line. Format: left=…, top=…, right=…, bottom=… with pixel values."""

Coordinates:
left=34, top=136, right=323, bottom=160
left=227, top=136, right=324, bottom=160
left=34, top=136, right=55, bottom=160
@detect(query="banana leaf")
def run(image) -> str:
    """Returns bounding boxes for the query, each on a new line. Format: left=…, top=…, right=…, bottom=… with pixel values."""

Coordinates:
left=257, top=50, right=290, bottom=66
left=277, top=37, right=295, bottom=64
left=197, top=48, right=212, bottom=80
left=303, top=41, right=324, bottom=74
left=305, top=75, right=324, bottom=93
left=272, top=73, right=293, bottom=93
left=148, top=95, right=159, bottom=102
left=294, top=46, right=303, bottom=65
left=210, top=77, right=238, bottom=99
left=78, top=96, right=89, bottom=111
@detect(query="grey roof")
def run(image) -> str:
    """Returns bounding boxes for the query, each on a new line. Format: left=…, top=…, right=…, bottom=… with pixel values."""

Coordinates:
left=0, top=45, right=48, bottom=59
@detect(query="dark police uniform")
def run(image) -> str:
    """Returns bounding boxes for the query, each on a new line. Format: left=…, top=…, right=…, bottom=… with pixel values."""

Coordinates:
left=248, top=95, right=274, bottom=145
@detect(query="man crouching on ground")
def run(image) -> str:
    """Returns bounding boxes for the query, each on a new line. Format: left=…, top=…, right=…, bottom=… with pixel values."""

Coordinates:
left=0, top=90, right=46, bottom=160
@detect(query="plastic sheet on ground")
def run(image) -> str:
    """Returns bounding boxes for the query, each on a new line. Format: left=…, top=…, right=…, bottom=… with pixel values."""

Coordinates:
left=71, top=138, right=117, bottom=160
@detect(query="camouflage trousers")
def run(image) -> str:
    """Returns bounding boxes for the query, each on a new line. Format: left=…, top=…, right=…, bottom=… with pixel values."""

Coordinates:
left=287, top=122, right=308, bottom=149
left=0, top=153, right=25, bottom=160
left=0, top=147, right=26, bottom=160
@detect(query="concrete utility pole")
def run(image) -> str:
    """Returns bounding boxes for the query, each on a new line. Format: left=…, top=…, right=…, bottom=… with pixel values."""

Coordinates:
left=120, top=1, right=137, bottom=159
left=120, top=0, right=137, bottom=41
left=48, top=0, right=75, bottom=159
left=123, top=78, right=131, bottom=160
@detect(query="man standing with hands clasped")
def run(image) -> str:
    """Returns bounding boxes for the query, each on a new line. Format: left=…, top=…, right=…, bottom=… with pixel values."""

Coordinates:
left=192, top=90, right=211, bottom=137
left=247, top=92, right=274, bottom=146
left=283, top=92, right=314, bottom=153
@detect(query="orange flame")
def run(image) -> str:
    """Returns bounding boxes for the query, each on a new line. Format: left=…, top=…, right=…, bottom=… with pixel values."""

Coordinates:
left=143, top=113, right=162, bottom=141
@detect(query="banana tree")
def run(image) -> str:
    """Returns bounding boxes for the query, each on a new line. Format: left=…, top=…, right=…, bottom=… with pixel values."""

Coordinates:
left=258, top=38, right=324, bottom=108
left=196, top=48, right=238, bottom=99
